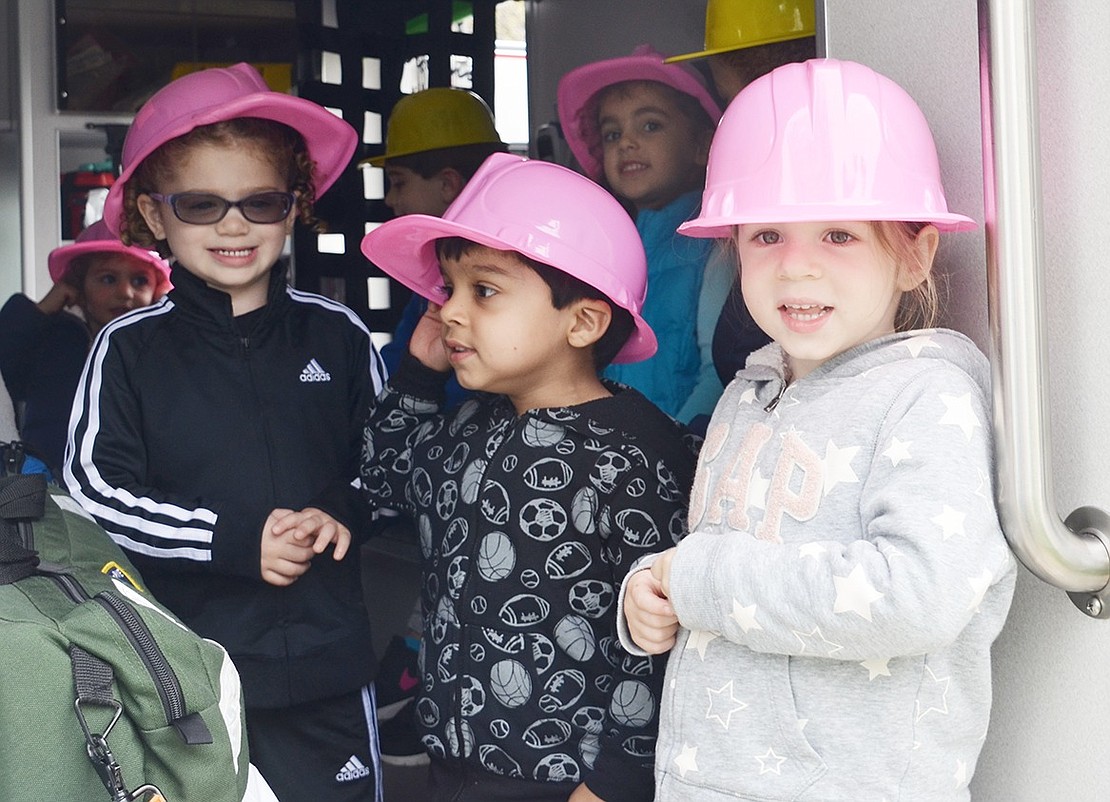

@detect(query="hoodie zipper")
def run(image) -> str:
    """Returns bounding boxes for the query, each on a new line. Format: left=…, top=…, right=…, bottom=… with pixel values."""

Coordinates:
left=764, top=383, right=787, bottom=413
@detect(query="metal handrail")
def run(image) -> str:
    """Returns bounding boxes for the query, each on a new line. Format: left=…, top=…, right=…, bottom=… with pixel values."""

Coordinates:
left=979, top=0, right=1110, bottom=617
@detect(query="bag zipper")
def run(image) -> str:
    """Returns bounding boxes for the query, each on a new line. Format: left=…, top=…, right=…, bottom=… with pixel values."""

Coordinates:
left=94, top=590, right=188, bottom=724
left=48, top=571, right=187, bottom=725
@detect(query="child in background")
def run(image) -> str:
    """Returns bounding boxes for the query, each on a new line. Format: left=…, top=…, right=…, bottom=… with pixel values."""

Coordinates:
left=0, top=220, right=170, bottom=473
left=372, top=86, right=508, bottom=412
left=667, top=0, right=818, bottom=387
left=366, top=86, right=509, bottom=765
left=360, top=153, right=699, bottom=802
left=557, top=45, right=723, bottom=427
left=64, top=63, right=387, bottom=801
left=621, top=59, right=1016, bottom=800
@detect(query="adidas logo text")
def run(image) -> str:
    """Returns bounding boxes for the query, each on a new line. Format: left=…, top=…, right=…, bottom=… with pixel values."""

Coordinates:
left=336, top=755, right=370, bottom=782
left=300, top=358, right=332, bottom=383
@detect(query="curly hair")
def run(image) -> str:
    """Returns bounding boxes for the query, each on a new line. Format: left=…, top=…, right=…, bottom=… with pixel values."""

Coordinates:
left=119, top=117, right=324, bottom=256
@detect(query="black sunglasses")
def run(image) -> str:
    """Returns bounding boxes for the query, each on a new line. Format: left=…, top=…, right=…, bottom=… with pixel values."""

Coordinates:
left=148, top=191, right=295, bottom=225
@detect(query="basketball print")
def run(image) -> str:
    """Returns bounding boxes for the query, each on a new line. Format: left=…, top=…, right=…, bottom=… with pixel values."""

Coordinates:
left=476, top=531, right=516, bottom=582
left=571, top=486, right=598, bottom=534
left=609, top=680, right=655, bottom=728
left=460, top=457, right=487, bottom=503
left=489, top=659, right=532, bottom=708
left=522, top=417, right=566, bottom=448
left=554, top=614, right=596, bottom=661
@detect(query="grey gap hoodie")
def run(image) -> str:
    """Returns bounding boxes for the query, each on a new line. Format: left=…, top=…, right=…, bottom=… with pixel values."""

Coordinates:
left=621, top=329, right=1016, bottom=801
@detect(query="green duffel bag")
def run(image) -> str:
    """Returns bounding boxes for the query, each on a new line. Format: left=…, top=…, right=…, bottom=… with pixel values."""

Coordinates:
left=0, top=443, right=260, bottom=802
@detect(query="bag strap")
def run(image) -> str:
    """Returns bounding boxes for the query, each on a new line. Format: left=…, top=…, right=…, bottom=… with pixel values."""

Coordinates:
left=0, top=473, right=45, bottom=584
left=71, top=645, right=167, bottom=802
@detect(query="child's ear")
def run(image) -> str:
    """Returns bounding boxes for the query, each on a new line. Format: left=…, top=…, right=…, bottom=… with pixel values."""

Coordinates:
left=136, top=194, right=167, bottom=240
left=439, top=168, right=467, bottom=206
left=567, top=299, right=612, bottom=350
left=898, top=224, right=940, bottom=291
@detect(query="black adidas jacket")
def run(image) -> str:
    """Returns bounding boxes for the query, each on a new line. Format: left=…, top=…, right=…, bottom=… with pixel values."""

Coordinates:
left=65, top=263, right=386, bottom=708
left=361, top=355, right=700, bottom=802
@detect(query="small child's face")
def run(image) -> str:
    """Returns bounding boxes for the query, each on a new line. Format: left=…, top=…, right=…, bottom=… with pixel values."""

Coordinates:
left=385, top=165, right=455, bottom=217
left=736, top=221, right=913, bottom=381
left=136, top=141, right=294, bottom=315
left=597, top=81, right=710, bottom=211
left=436, top=245, right=593, bottom=413
left=80, top=254, right=159, bottom=332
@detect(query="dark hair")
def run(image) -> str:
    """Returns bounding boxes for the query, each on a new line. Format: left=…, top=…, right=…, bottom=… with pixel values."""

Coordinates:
left=387, top=142, right=510, bottom=182
left=120, top=117, right=322, bottom=256
left=434, top=237, right=636, bottom=370
left=709, top=37, right=818, bottom=100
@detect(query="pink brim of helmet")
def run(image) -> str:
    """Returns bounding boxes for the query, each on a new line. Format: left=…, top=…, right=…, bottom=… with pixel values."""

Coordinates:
left=679, top=207, right=979, bottom=239
left=361, top=214, right=657, bottom=365
left=557, top=49, right=722, bottom=182
left=48, top=238, right=172, bottom=287
left=103, top=73, right=356, bottom=235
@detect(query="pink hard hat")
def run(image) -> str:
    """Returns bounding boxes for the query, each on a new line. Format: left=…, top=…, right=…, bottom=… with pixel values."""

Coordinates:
left=361, top=153, right=656, bottom=363
left=48, top=219, right=172, bottom=291
left=680, top=58, right=977, bottom=238
left=556, top=44, right=723, bottom=182
left=102, top=62, right=358, bottom=235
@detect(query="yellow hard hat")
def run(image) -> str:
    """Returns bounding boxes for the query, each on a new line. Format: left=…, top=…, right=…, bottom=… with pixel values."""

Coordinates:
left=666, top=0, right=816, bottom=63
left=362, top=87, right=503, bottom=167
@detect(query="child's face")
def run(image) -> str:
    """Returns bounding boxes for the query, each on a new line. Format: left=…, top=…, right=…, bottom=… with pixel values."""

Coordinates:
left=80, top=254, right=160, bottom=333
left=597, top=81, right=710, bottom=211
left=137, top=141, right=294, bottom=315
left=736, top=221, right=920, bottom=381
left=437, top=245, right=595, bottom=414
left=385, top=165, right=456, bottom=217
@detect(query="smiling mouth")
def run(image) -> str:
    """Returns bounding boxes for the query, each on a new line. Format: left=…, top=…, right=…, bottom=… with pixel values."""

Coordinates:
left=212, top=248, right=254, bottom=258
left=619, top=162, right=648, bottom=174
left=782, top=303, right=831, bottom=321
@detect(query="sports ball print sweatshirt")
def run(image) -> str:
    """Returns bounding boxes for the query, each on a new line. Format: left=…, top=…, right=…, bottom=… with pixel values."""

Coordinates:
left=361, top=355, right=700, bottom=802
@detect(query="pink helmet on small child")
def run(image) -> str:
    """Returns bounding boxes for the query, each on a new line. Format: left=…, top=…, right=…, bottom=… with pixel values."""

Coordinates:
left=48, top=219, right=172, bottom=293
left=360, top=152, right=656, bottom=364
left=679, top=58, right=977, bottom=238
left=102, top=62, right=358, bottom=235
left=557, top=44, right=723, bottom=182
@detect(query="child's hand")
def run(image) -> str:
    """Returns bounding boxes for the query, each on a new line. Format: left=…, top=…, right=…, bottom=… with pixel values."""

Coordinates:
left=260, top=508, right=315, bottom=586
left=408, top=302, right=451, bottom=373
left=650, top=547, right=676, bottom=598
left=624, top=566, right=679, bottom=655
left=268, top=506, right=352, bottom=560
left=37, top=282, right=79, bottom=315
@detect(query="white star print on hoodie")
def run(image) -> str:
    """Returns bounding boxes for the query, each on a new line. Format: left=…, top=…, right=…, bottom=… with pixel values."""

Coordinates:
left=621, top=329, right=1016, bottom=801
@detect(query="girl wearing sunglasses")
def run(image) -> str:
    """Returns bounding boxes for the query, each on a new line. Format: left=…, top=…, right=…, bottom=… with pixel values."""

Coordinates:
left=65, top=63, right=388, bottom=802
